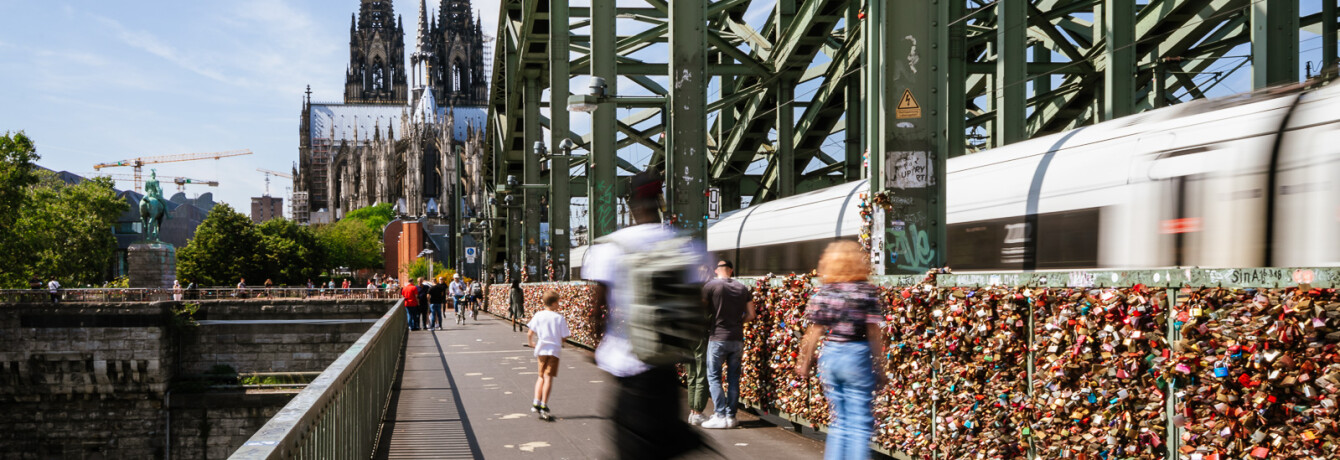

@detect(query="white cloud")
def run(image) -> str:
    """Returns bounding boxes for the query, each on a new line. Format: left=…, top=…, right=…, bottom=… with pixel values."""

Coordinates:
left=90, top=13, right=245, bottom=87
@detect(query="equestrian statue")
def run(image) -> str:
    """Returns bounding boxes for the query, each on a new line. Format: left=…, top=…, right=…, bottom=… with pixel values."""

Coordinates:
left=139, top=170, right=170, bottom=242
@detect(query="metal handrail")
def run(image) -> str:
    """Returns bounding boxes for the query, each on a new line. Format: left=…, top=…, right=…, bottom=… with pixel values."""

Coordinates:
left=230, top=299, right=406, bottom=460
left=0, top=287, right=406, bottom=303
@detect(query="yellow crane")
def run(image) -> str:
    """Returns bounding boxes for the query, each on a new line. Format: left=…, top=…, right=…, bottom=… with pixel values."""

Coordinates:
left=93, top=149, right=252, bottom=192
left=82, top=172, right=221, bottom=192
left=256, top=168, right=293, bottom=197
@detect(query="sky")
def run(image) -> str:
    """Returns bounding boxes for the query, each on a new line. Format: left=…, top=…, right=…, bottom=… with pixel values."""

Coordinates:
left=0, top=0, right=500, bottom=215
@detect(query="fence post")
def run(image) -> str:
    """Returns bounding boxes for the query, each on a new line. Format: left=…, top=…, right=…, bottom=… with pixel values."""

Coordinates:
left=1164, top=287, right=1180, bottom=458
left=1025, top=288, right=1036, bottom=460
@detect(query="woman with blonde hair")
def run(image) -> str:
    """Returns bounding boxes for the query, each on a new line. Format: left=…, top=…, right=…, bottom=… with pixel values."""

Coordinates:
left=796, top=240, right=887, bottom=460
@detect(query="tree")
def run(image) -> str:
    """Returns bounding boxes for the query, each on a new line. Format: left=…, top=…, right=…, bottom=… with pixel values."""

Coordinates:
left=177, top=204, right=261, bottom=286
left=255, top=218, right=325, bottom=285
left=1, top=171, right=126, bottom=287
left=315, top=203, right=393, bottom=271
left=0, top=132, right=39, bottom=286
left=406, top=257, right=452, bottom=281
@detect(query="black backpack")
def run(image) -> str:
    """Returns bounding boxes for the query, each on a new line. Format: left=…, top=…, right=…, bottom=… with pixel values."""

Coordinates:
left=598, top=233, right=708, bottom=366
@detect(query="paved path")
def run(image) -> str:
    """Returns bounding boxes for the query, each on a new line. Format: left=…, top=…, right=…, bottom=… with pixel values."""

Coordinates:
left=374, top=313, right=825, bottom=459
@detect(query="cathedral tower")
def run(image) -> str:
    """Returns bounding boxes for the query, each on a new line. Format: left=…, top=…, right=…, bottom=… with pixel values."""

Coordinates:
left=431, top=0, right=488, bottom=107
left=345, top=0, right=409, bottom=104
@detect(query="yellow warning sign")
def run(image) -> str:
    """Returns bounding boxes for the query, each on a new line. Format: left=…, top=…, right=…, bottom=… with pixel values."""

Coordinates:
left=896, top=89, right=921, bottom=119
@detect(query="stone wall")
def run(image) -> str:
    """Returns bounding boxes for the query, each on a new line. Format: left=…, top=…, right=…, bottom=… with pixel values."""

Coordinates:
left=180, top=299, right=387, bottom=375
left=0, top=298, right=395, bottom=459
left=169, top=391, right=297, bottom=460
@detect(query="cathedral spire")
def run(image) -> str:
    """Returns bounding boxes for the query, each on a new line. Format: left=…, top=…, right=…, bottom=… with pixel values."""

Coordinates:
left=417, top=0, right=428, bottom=43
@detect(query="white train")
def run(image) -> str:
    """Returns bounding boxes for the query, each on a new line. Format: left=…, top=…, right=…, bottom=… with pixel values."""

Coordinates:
left=706, top=83, right=1340, bottom=275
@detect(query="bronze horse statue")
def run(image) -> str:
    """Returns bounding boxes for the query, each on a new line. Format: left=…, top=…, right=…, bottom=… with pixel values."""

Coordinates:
left=139, top=170, right=169, bottom=242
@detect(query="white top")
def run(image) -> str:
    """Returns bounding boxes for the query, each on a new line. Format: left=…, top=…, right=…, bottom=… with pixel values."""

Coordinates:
left=449, top=280, right=466, bottom=296
left=48, top=280, right=60, bottom=292
left=582, top=224, right=709, bottom=377
left=527, top=310, right=571, bottom=357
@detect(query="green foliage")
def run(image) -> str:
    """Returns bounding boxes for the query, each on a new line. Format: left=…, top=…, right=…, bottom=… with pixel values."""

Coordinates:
left=406, top=257, right=452, bottom=281
left=104, top=276, right=129, bottom=288
left=178, top=205, right=331, bottom=285
left=0, top=132, right=38, bottom=228
left=170, top=302, right=200, bottom=330
left=314, top=203, right=391, bottom=270
left=256, top=218, right=326, bottom=284
left=176, top=204, right=261, bottom=286
left=342, top=202, right=395, bottom=230
left=0, top=132, right=127, bottom=287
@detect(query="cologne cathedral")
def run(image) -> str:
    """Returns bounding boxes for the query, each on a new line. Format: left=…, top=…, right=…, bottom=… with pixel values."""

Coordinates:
left=294, top=0, right=488, bottom=225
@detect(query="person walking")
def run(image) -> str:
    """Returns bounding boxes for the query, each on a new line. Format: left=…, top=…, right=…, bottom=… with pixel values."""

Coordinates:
left=508, top=279, right=524, bottom=332
left=47, top=277, right=61, bottom=303
left=526, top=290, right=571, bottom=421
left=449, top=274, right=468, bottom=324
left=172, top=280, right=183, bottom=301
left=583, top=170, right=706, bottom=459
left=401, top=279, right=422, bottom=331
left=236, top=278, right=247, bottom=298
left=263, top=278, right=274, bottom=297
left=428, top=276, right=448, bottom=330
left=416, top=277, right=431, bottom=330
left=796, top=241, right=887, bottom=460
left=698, top=259, right=756, bottom=429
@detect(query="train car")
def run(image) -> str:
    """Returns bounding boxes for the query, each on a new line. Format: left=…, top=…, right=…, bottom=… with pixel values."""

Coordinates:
left=705, top=83, right=1340, bottom=275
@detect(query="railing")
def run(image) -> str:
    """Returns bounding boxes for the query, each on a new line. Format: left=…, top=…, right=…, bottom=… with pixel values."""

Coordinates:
left=0, top=287, right=405, bottom=303
left=486, top=268, right=1340, bottom=459
left=230, top=299, right=406, bottom=460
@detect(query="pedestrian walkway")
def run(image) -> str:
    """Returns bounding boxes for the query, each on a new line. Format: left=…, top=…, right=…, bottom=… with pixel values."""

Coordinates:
left=374, top=313, right=825, bottom=459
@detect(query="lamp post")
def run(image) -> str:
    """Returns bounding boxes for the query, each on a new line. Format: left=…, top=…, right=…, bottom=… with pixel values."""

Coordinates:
left=535, top=139, right=575, bottom=281
left=567, top=76, right=666, bottom=242
left=417, top=248, right=435, bottom=281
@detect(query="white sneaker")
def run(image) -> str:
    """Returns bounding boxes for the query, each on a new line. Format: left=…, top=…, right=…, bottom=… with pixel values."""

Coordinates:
left=687, top=413, right=708, bottom=426
left=700, top=415, right=735, bottom=429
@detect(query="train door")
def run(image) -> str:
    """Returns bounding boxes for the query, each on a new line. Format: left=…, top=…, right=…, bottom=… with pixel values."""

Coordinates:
left=1271, top=89, right=1340, bottom=267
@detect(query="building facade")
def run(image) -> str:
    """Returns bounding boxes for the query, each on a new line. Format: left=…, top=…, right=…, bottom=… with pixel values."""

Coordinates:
left=295, top=0, right=488, bottom=226
left=250, top=196, right=283, bottom=223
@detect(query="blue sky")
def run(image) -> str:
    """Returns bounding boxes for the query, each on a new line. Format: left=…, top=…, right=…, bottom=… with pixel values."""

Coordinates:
left=0, top=0, right=499, bottom=214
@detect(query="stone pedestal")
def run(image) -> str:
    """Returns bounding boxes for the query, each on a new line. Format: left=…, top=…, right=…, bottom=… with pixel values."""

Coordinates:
left=128, top=242, right=176, bottom=289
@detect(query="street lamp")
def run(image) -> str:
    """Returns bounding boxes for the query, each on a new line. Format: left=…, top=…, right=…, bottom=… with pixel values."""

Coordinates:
left=566, top=77, right=606, bottom=112
left=417, top=248, right=435, bottom=280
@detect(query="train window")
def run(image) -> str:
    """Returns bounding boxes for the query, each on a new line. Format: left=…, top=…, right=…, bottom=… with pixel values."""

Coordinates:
left=948, top=208, right=1100, bottom=270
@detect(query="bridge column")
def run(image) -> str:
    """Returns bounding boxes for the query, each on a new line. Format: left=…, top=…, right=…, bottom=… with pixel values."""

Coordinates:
left=589, top=0, right=618, bottom=239
left=867, top=0, right=947, bottom=274
left=1251, top=0, right=1298, bottom=88
left=549, top=0, right=571, bottom=280
left=667, top=0, right=708, bottom=239
left=524, top=74, right=544, bottom=279
left=996, top=0, right=1026, bottom=145
left=1103, top=0, right=1135, bottom=120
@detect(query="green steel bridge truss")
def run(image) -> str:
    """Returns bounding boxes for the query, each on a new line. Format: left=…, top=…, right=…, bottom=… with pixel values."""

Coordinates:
left=483, top=0, right=1339, bottom=278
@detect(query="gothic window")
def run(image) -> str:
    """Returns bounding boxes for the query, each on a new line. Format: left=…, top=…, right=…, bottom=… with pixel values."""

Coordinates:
left=372, top=57, right=385, bottom=92
left=369, top=2, right=386, bottom=28
left=452, top=61, right=463, bottom=93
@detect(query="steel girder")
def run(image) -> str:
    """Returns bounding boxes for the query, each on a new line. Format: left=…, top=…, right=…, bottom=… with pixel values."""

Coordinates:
left=483, top=0, right=1338, bottom=275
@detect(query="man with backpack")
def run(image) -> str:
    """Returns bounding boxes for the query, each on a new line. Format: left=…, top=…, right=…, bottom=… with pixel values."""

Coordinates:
left=583, top=170, right=709, bottom=459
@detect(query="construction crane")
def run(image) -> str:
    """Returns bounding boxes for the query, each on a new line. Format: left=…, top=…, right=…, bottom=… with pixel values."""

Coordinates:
left=257, top=168, right=293, bottom=197
left=83, top=172, right=221, bottom=192
left=93, top=149, right=252, bottom=192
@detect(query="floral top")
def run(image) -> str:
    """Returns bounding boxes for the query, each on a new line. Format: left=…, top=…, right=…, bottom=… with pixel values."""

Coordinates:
left=804, top=281, right=883, bottom=342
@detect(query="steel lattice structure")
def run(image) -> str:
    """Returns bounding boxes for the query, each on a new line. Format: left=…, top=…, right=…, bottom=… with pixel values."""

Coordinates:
left=482, top=0, right=1338, bottom=280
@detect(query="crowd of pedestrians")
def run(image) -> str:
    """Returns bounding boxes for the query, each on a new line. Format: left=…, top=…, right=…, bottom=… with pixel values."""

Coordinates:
left=398, top=272, right=484, bottom=332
